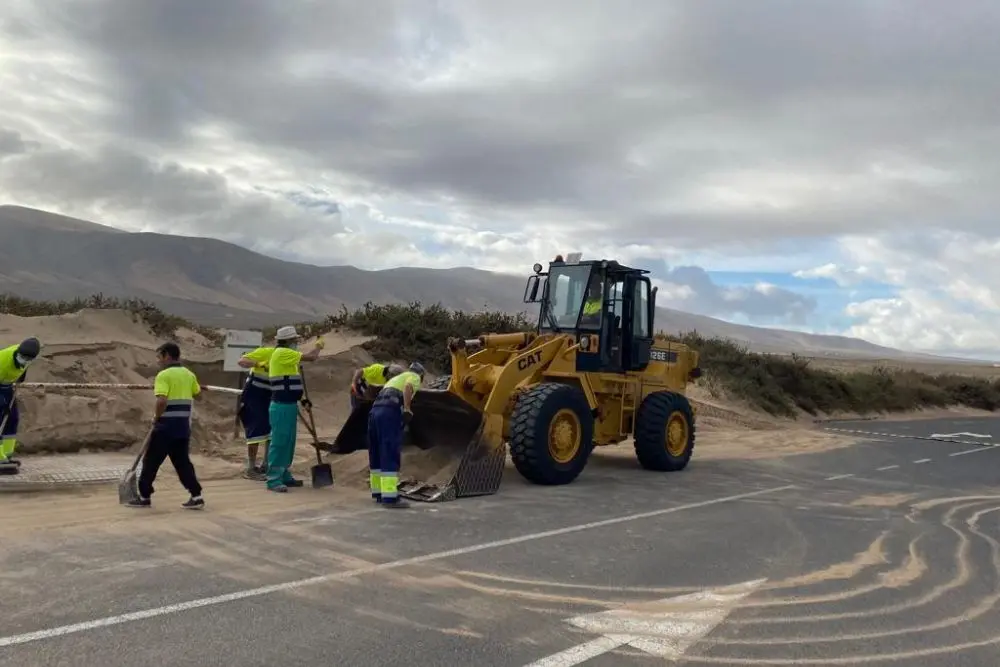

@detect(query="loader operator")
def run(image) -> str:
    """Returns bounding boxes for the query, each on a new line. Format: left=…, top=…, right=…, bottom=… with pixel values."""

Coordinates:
left=581, top=275, right=603, bottom=325
left=236, top=342, right=276, bottom=480
left=0, top=337, right=40, bottom=475
left=350, top=362, right=403, bottom=410
left=367, top=361, right=425, bottom=508
left=266, top=326, right=324, bottom=493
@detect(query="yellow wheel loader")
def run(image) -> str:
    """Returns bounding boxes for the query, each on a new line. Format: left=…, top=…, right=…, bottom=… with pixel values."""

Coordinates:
left=331, top=255, right=702, bottom=502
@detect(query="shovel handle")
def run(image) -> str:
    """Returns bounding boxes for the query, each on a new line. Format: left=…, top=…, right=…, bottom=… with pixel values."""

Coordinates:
left=127, top=426, right=155, bottom=474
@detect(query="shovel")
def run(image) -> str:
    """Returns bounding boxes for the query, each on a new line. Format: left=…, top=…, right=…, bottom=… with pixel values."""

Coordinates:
left=300, top=369, right=333, bottom=489
left=118, top=427, right=154, bottom=505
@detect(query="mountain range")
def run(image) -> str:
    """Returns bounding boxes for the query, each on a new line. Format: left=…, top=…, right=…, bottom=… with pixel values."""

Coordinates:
left=0, top=204, right=961, bottom=362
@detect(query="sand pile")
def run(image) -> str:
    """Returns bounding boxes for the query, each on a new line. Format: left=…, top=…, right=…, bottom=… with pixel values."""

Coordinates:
left=0, top=309, right=375, bottom=458
left=0, top=307, right=863, bottom=491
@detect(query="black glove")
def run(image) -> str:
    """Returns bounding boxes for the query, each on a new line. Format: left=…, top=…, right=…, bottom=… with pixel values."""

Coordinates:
left=402, top=410, right=413, bottom=426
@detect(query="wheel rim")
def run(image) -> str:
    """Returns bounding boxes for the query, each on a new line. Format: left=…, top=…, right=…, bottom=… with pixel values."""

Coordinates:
left=548, top=408, right=582, bottom=464
left=665, top=410, right=689, bottom=457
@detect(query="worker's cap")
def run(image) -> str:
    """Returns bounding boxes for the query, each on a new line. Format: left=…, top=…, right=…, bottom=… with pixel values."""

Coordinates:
left=275, top=325, right=299, bottom=341
left=408, top=361, right=426, bottom=378
left=385, top=363, right=406, bottom=378
left=16, top=337, right=41, bottom=360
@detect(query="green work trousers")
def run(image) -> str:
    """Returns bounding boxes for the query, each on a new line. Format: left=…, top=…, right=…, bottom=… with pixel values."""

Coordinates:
left=266, top=401, right=298, bottom=489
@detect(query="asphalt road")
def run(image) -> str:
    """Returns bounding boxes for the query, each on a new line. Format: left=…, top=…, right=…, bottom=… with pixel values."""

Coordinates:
left=4, top=415, right=1000, bottom=666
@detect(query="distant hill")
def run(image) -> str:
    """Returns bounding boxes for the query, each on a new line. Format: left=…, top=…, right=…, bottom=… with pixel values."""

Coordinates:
left=0, top=204, right=964, bottom=362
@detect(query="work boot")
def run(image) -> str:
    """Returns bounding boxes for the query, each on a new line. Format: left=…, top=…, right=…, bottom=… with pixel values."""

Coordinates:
left=126, top=497, right=151, bottom=508
left=285, top=479, right=304, bottom=488
left=380, top=499, right=411, bottom=509
left=6, top=458, right=20, bottom=468
left=0, top=461, right=18, bottom=475
left=182, top=496, right=205, bottom=510
left=242, top=469, right=266, bottom=481
left=268, top=485, right=288, bottom=493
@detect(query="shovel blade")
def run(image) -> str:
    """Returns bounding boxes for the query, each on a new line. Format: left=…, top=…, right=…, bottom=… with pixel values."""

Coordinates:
left=117, top=470, right=141, bottom=505
left=311, top=463, right=334, bottom=488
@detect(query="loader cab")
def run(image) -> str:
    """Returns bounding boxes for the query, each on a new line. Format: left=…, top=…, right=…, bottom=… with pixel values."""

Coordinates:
left=524, top=257, right=657, bottom=374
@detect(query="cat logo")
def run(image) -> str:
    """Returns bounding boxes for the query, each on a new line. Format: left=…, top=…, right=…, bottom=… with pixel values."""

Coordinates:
left=517, top=350, right=543, bottom=371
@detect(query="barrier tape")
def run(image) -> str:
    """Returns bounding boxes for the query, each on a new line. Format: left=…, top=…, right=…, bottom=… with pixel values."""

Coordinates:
left=20, top=382, right=242, bottom=395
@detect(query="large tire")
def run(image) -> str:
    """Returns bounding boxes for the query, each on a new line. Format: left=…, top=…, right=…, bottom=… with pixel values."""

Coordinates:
left=509, top=382, right=595, bottom=486
left=634, top=391, right=696, bottom=471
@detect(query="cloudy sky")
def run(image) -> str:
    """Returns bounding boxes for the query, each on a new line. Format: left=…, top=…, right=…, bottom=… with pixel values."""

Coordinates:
left=1, top=1, right=998, bottom=356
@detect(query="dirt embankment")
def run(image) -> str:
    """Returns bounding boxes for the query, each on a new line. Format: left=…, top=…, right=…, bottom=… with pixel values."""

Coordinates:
left=0, top=308, right=884, bottom=478
left=0, top=309, right=374, bottom=458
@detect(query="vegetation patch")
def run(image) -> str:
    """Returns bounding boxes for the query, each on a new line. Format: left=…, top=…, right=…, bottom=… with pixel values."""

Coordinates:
left=6, top=295, right=998, bottom=418
left=664, top=332, right=1000, bottom=417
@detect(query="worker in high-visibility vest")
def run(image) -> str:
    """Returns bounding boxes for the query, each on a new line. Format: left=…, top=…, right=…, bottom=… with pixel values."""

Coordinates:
left=0, top=337, right=40, bottom=475
left=266, top=326, right=324, bottom=492
left=350, top=362, right=404, bottom=410
left=367, top=361, right=425, bottom=508
left=237, top=343, right=275, bottom=480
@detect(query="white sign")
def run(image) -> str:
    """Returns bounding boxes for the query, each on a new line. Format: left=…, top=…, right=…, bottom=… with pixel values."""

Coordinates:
left=223, top=329, right=263, bottom=372
left=523, top=578, right=765, bottom=665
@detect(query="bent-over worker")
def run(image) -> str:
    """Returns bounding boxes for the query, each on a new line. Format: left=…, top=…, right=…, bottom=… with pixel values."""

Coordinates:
left=236, top=342, right=275, bottom=480
left=127, top=342, right=205, bottom=510
left=0, top=337, right=40, bottom=474
left=350, top=362, right=403, bottom=410
left=266, top=326, right=324, bottom=493
left=367, top=361, right=425, bottom=508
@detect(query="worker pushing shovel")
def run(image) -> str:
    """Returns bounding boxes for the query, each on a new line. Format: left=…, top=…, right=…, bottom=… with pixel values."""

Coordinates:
left=265, top=326, right=324, bottom=493
left=0, top=337, right=41, bottom=475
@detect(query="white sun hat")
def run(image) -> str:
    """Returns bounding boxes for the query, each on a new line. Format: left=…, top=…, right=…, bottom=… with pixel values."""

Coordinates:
left=275, top=325, right=299, bottom=341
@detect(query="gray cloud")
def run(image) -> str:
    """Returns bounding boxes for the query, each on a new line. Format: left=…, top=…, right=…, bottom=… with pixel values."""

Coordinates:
left=14, top=0, right=991, bottom=239
left=658, top=266, right=817, bottom=325
left=2, top=0, right=999, bottom=326
left=0, top=130, right=341, bottom=248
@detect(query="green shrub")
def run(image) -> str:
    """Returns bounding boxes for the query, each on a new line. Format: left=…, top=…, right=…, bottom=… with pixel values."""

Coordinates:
left=5, top=294, right=997, bottom=418
left=662, top=331, right=1000, bottom=416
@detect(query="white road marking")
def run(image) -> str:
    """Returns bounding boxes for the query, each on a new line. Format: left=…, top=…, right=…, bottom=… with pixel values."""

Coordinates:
left=0, top=485, right=794, bottom=649
left=524, top=579, right=766, bottom=665
left=950, top=447, right=999, bottom=457
left=825, top=473, right=854, bottom=481
left=930, top=432, right=992, bottom=439
left=913, top=459, right=931, bottom=464
left=876, top=465, right=900, bottom=471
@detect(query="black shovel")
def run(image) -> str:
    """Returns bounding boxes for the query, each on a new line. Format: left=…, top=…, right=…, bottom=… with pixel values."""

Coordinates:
left=118, top=426, right=153, bottom=505
left=300, top=369, right=333, bottom=489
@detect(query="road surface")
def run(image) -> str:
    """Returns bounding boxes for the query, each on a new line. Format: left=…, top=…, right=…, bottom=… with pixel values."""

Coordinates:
left=3, top=415, right=1000, bottom=666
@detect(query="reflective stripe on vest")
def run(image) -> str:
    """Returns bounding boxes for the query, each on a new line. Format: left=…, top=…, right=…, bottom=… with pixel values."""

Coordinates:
left=161, top=398, right=193, bottom=419
left=271, top=374, right=303, bottom=403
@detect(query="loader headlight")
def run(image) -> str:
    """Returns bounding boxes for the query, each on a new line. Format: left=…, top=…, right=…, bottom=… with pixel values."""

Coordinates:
left=579, top=335, right=591, bottom=351
left=533, top=262, right=543, bottom=274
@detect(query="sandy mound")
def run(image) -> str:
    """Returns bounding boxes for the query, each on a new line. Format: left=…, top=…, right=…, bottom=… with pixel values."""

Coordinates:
left=1, top=307, right=864, bottom=494
left=1, top=309, right=375, bottom=458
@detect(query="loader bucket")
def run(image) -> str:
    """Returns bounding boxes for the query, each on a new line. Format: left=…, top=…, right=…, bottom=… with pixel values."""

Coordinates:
left=329, top=402, right=373, bottom=454
left=397, top=389, right=507, bottom=502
